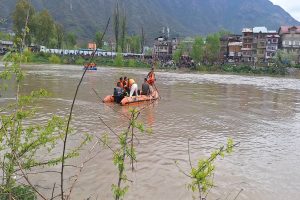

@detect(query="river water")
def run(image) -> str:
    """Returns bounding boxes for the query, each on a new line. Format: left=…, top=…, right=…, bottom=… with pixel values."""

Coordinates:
left=1, top=64, right=300, bottom=200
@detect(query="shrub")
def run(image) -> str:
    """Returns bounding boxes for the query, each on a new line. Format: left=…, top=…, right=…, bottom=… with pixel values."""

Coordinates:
left=75, top=57, right=85, bottom=65
left=48, top=54, right=61, bottom=64
left=114, top=53, right=124, bottom=67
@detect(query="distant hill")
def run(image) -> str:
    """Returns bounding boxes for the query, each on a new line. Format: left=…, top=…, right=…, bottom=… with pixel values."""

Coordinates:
left=0, top=0, right=299, bottom=43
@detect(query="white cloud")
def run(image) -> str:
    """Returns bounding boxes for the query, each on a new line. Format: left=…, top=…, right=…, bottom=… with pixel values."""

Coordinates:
left=269, top=0, right=300, bottom=21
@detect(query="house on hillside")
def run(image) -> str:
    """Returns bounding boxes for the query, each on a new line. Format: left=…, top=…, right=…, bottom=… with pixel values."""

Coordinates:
left=278, top=26, right=300, bottom=64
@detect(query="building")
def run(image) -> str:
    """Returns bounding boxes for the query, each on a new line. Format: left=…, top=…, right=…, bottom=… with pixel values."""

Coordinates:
left=253, top=27, right=268, bottom=63
left=153, top=36, right=177, bottom=60
left=0, top=40, right=13, bottom=55
left=265, top=32, right=280, bottom=61
left=228, top=41, right=243, bottom=62
left=278, top=26, right=300, bottom=64
left=220, top=35, right=242, bottom=62
left=241, top=27, right=279, bottom=64
left=241, top=28, right=254, bottom=62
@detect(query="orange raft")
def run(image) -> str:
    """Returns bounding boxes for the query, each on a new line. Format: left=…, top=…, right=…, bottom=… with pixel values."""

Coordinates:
left=103, top=90, right=159, bottom=106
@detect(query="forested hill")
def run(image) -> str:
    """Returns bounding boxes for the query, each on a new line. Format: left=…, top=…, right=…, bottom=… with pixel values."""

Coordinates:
left=0, top=0, right=299, bottom=42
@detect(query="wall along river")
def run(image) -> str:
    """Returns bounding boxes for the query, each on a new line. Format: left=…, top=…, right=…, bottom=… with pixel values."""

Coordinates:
left=1, top=64, right=300, bottom=200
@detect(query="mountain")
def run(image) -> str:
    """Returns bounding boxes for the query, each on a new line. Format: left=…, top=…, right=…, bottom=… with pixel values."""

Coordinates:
left=0, top=0, right=299, bottom=43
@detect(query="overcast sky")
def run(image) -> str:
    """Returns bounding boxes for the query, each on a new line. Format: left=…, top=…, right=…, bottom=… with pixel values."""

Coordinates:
left=269, top=0, right=300, bottom=21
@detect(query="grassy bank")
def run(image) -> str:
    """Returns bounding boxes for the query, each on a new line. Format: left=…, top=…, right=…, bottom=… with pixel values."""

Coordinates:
left=194, top=63, right=288, bottom=75
left=23, top=52, right=151, bottom=69
left=1, top=52, right=292, bottom=76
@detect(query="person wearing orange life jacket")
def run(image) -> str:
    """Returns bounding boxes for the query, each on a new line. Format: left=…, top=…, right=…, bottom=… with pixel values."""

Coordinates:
left=147, top=67, right=156, bottom=85
left=128, top=78, right=138, bottom=97
left=117, top=77, right=123, bottom=88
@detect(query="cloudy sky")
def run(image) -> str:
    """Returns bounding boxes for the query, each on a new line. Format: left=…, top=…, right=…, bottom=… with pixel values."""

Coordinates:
left=269, top=0, right=300, bottom=21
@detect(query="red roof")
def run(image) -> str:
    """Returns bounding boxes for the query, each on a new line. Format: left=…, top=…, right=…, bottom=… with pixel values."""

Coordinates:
left=279, top=26, right=300, bottom=34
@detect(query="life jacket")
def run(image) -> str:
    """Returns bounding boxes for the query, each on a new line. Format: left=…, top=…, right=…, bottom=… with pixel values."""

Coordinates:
left=147, top=71, right=155, bottom=85
left=128, top=79, right=135, bottom=88
left=123, top=80, right=128, bottom=88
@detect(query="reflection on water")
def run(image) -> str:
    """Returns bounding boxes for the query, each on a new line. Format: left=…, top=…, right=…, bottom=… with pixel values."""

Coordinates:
left=1, top=63, right=300, bottom=200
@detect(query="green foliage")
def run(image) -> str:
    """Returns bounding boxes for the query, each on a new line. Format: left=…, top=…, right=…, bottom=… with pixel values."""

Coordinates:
left=104, top=108, right=150, bottom=200
left=95, top=31, right=104, bottom=49
left=191, top=36, right=205, bottom=63
left=178, top=138, right=235, bottom=200
left=127, top=59, right=136, bottom=67
left=54, top=23, right=64, bottom=49
left=65, top=32, right=77, bottom=48
left=75, top=57, right=85, bottom=65
left=48, top=54, right=61, bottom=64
left=205, top=33, right=220, bottom=64
left=32, top=10, right=54, bottom=46
left=0, top=185, right=36, bottom=200
left=12, top=0, right=35, bottom=47
left=126, top=36, right=141, bottom=53
left=114, top=53, right=124, bottom=67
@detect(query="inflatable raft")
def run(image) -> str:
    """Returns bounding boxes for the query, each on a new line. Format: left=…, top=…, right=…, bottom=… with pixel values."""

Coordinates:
left=83, top=63, right=97, bottom=70
left=103, top=90, right=159, bottom=106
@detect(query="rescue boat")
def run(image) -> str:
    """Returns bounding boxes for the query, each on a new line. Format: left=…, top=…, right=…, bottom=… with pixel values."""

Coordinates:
left=83, top=62, right=97, bottom=70
left=103, top=90, right=159, bottom=106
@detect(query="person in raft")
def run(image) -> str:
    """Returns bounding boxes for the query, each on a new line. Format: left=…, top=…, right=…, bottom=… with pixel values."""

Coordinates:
left=114, top=82, right=124, bottom=103
left=141, top=77, right=151, bottom=95
left=123, top=76, right=129, bottom=92
left=117, top=77, right=124, bottom=88
left=147, top=67, right=156, bottom=85
left=128, top=78, right=138, bottom=97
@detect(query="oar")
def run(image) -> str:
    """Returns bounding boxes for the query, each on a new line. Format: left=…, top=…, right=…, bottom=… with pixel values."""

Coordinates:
left=153, top=83, right=161, bottom=99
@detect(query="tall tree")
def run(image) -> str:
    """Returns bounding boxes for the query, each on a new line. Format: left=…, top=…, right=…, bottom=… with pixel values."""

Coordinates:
left=12, top=0, right=35, bottom=46
left=205, top=34, right=220, bottom=64
left=120, top=13, right=127, bottom=52
left=113, top=1, right=120, bottom=51
left=191, top=36, right=205, bottom=63
left=95, top=31, right=104, bottom=49
left=32, top=10, right=55, bottom=46
left=65, top=32, right=77, bottom=48
left=55, top=23, right=64, bottom=49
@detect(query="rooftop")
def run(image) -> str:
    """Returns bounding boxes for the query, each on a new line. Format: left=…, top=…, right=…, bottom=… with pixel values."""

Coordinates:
left=253, top=27, right=268, bottom=33
left=279, top=26, right=300, bottom=34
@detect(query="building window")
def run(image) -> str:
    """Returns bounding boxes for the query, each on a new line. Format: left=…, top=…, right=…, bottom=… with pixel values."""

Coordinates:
left=272, top=39, right=277, bottom=43
left=289, top=41, right=292, bottom=46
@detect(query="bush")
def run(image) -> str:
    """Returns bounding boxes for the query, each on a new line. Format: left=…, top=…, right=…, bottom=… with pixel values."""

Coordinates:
left=127, top=59, right=136, bottom=67
left=75, top=57, right=85, bottom=65
left=114, top=53, right=124, bottom=67
left=48, top=54, right=61, bottom=64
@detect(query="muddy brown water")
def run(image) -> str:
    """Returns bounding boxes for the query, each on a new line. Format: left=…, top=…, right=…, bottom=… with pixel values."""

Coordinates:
left=1, top=64, right=300, bottom=200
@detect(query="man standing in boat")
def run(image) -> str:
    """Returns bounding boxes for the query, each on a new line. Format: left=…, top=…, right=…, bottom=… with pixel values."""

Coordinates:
left=147, top=67, right=156, bottom=86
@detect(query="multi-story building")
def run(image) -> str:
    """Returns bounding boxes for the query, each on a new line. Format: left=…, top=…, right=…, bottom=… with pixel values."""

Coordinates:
left=278, top=26, right=300, bottom=64
left=241, top=28, right=253, bottom=62
left=153, top=36, right=178, bottom=59
left=265, top=32, right=279, bottom=61
left=228, top=41, right=242, bottom=62
left=220, top=35, right=242, bottom=62
left=242, top=27, right=279, bottom=63
left=253, top=27, right=268, bottom=63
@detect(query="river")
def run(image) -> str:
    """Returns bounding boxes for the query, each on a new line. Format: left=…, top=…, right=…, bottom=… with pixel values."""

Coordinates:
left=1, top=64, right=300, bottom=200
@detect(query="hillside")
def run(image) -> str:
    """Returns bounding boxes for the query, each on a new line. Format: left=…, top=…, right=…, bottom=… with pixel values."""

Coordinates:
left=0, top=0, right=299, bottom=43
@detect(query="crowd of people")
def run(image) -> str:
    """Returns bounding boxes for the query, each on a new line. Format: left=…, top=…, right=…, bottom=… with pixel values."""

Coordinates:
left=113, top=67, right=156, bottom=103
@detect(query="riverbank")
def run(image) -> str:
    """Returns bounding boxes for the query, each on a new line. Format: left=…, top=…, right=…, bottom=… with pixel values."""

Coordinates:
left=1, top=52, right=297, bottom=76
